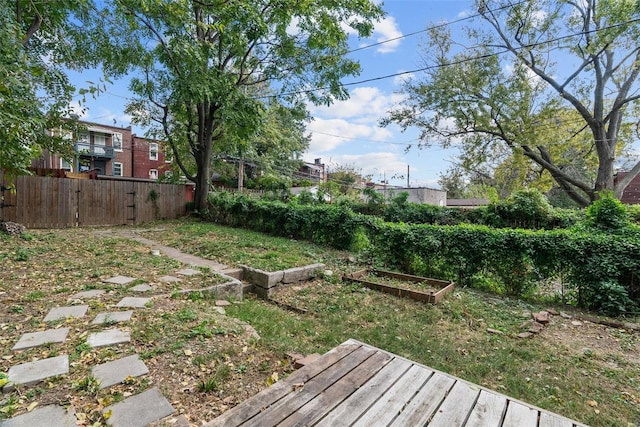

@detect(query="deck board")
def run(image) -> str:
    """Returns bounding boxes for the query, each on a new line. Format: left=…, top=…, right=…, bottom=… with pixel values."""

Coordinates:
left=428, top=380, right=481, bottom=427
left=315, top=357, right=412, bottom=426
left=389, top=372, right=455, bottom=426
left=204, top=340, right=586, bottom=427
left=242, top=346, right=377, bottom=427
left=465, top=390, right=508, bottom=427
left=502, top=401, right=539, bottom=427
left=278, top=351, right=392, bottom=427
left=351, top=364, right=433, bottom=426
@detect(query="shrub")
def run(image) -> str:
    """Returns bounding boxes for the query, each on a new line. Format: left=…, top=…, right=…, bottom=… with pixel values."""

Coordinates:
left=205, top=192, right=640, bottom=315
left=585, top=191, right=630, bottom=230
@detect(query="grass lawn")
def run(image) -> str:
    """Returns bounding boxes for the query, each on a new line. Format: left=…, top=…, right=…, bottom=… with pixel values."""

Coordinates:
left=1, top=219, right=639, bottom=426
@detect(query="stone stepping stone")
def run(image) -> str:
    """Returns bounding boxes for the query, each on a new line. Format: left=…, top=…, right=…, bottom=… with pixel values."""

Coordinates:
left=158, top=275, right=181, bottom=283
left=0, top=404, right=76, bottom=427
left=92, top=354, right=149, bottom=389
left=43, top=305, right=88, bottom=322
left=12, top=328, right=70, bottom=351
left=115, top=297, right=151, bottom=308
left=68, top=289, right=105, bottom=300
left=92, top=311, right=133, bottom=325
left=103, top=387, right=175, bottom=427
left=4, top=355, right=69, bottom=392
left=87, top=329, right=130, bottom=348
left=103, top=276, right=137, bottom=285
left=176, top=268, right=201, bottom=276
left=130, top=284, right=154, bottom=292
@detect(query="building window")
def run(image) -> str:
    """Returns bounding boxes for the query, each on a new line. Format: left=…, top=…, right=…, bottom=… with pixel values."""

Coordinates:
left=94, top=133, right=106, bottom=146
left=113, top=133, right=123, bottom=151
left=164, top=149, right=173, bottom=163
left=79, top=133, right=89, bottom=143
left=113, top=162, right=123, bottom=177
left=60, top=158, right=72, bottom=171
left=149, top=143, right=158, bottom=160
left=149, top=169, right=158, bottom=180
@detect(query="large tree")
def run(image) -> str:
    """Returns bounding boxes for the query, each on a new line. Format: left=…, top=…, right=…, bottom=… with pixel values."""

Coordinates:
left=0, top=0, right=110, bottom=176
left=384, top=0, right=640, bottom=207
left=111, top=0, right=384, bottom=211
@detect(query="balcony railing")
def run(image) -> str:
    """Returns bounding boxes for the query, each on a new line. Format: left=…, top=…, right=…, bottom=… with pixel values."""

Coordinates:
left=75, top=142, right=114, bottom=159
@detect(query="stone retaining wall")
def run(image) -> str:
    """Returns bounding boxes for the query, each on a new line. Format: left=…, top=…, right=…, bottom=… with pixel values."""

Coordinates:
left=240, top=263, right=325, bottom=298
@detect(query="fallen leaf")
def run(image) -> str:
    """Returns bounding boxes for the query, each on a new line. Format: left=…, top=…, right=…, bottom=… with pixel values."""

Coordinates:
left=27, top=401, right=38, bottom=412
left=184, top=349, right=193, bottom=356
left=586, top=400, right=598, bottom=407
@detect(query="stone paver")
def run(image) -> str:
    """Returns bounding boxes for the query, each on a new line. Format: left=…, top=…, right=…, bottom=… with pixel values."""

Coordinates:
left=68, top=289, right=105, bottom=300
left=158, top=275, right=181, bottom=283
left=92, top=354, right=149, bottom=389
left=43, top=305, right=88, bottom=322
left=92, top=311, right=133, bottom=325
left=103, top=276, right=137, bottom=285
left=115, top=297, right=151, bottom=308
left=12, top=328, right=70, bottom=350
left=0, top=404, right=76, bottom=427
left=130, top=284, right=154, bottom=292
left=176, top=268, right=201, bottom=276
left=4, top=355, right=69, bottom=392
left=103, top=387, right=175, bottom=427
left=87, top=329, right=131, bottom=348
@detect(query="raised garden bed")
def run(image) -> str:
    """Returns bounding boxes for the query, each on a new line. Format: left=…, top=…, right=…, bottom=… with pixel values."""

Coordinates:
left=343, top=269, right=454, bottom=304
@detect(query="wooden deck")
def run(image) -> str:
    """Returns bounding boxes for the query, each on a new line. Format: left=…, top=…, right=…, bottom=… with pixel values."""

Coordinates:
left=205, top=339, right=586, bottom=427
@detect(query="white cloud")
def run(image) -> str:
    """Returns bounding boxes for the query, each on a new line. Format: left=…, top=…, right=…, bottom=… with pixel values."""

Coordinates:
left=393, top=71, right=415, bottom=86
left=305, top=151, right=409, bottom=182
left=371, top=16, right=403, bottom=53
left=307, top=118, right=393, bottom=152
left=309, top=86, right=404, bottom=120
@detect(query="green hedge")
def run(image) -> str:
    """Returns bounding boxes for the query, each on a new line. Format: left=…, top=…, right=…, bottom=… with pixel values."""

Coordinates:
left=206, top=193, right=640, bottom=315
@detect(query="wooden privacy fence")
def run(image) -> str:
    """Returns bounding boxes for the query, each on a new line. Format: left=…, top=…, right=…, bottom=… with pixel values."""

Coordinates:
left=0, top=171, right=188, bottom=228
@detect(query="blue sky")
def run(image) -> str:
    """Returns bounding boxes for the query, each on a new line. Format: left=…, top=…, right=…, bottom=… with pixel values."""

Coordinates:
left=68, top=0, right=475, bottom=188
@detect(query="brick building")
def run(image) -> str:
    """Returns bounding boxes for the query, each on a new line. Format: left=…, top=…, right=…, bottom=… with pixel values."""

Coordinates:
left=33, top=120, right=171, bottom=180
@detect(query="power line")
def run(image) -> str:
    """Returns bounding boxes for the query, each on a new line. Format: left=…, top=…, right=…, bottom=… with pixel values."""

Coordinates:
left=271, top=16, right=640, bottom=99
left=82, top=1, right=527, bottom=104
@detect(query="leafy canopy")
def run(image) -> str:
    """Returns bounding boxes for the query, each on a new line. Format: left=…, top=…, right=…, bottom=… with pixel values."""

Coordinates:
left=108, top=0, right=384, bottom=210
left=384, top=0, right=640, bottom=207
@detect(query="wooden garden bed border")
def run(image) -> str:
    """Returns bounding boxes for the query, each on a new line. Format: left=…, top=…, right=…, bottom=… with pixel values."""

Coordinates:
left=343, top=269, right=455, bottom=304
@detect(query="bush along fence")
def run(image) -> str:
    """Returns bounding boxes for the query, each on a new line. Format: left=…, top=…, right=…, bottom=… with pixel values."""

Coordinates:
left=204, top=192, right=640, bottom=316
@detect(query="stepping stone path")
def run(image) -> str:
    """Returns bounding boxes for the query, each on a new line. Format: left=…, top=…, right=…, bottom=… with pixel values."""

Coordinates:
left=69, top=289, right=105, bottom=300
left=92, top=354, right=149, bottom=389
left=130, top=284, right=154, bottom=292
left=0, top=404, right=77, bottom=427
left=2, top=270, right=192, bottom=426
left=4, top=355, right=69, bottom=392
left=43, top=305, right=88, bottom=322
left=103, top=387, right=175, bottom=427
left=103, top=275, right=137, bottom=285
left=87, top=329, right=131, bottom=348
left=116, top=297, right=151, bottom=308
left=92, top=311, right=133, bottom=325
left=12, top=328, right=69, bottom=350
left=3, top=233, right=236, bottom=426
left=158, top=275, right=181, bottom=283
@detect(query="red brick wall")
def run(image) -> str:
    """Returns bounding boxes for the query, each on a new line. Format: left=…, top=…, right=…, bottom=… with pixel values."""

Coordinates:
left=131, top=136, right=171, bottom=179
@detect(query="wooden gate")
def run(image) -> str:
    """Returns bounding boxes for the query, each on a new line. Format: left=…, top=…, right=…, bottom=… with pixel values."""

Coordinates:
left=0, top=171, right=187, bottom=228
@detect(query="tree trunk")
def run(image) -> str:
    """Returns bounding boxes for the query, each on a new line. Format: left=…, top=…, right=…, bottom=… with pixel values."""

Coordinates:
left=193, top=145, right=213, bottom=212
